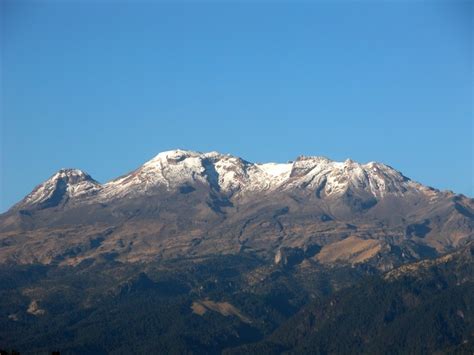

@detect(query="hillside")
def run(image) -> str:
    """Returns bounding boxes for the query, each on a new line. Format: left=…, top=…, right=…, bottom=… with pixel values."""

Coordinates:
left=232, top=243, right=474, bottom=354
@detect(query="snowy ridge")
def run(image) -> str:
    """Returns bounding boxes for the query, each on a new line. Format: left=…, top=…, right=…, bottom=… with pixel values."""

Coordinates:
left=16, top=150, right=437, bottom=209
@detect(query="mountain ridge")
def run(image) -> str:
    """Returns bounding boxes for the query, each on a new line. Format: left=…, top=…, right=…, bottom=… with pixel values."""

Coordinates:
left=0, top=150, right=472, bottom=269
left=12, top=149, right=442, bottom=212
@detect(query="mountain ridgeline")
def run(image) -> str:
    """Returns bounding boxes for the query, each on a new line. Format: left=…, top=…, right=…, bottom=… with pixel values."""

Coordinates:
left=0, top=150, right=473, bottom=354
left=1, top=149, right=473, bottom=268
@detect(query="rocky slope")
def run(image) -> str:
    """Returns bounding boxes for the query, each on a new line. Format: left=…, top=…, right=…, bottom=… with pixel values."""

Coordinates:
left=1, top=149, right=473, bottom=268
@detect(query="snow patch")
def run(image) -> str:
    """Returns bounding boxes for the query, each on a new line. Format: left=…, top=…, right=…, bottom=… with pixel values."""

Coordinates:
left=257, top=163, right=293, bottom=177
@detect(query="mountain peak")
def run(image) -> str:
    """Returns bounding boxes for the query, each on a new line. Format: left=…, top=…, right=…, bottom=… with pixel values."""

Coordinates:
left=55, top=168, right=95, bottom=181
left=11, top=150, right=440, bottom=212
left=147, top=149, right=204, bottom=163
left=15, top=168, right=101, bottom=211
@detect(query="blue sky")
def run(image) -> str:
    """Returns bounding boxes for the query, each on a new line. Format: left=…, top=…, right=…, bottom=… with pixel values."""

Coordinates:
left=1, top=0, right=472, bottom=211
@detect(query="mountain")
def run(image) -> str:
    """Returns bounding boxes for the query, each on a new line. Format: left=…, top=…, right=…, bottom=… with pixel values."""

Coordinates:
left=231, top=243, right=474, bottom=354
left=1, top=149, right=473, bottom=268
left=1, top=150, right=473, bottom=354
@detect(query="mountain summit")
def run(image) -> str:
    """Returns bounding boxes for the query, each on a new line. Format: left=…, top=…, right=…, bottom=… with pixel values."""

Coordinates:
left=17, top=168, right=101, bottom=210
left=14, top=149, right=436, bottom=209
left=1, top=150, right=473, bottom=267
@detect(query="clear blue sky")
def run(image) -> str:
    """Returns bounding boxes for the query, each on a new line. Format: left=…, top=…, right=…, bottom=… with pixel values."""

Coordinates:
left=1, top=0, right=472, bottom=211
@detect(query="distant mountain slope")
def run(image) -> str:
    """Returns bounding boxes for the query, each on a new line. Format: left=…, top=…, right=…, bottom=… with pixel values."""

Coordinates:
left=0, top=150, right=472, bottom=268
left=229, top=243, right=474, bottom=354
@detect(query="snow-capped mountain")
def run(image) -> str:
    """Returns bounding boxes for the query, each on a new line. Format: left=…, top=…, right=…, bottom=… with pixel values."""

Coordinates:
left=1, top=150, right=472, bottom=268
left=19, top=169, right=101, bottom=210
left=14, top=149, right=438, bottom=210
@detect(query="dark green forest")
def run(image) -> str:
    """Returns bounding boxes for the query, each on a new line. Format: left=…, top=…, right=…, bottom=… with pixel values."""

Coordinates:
left=1, top=246, right=473, bottom=354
